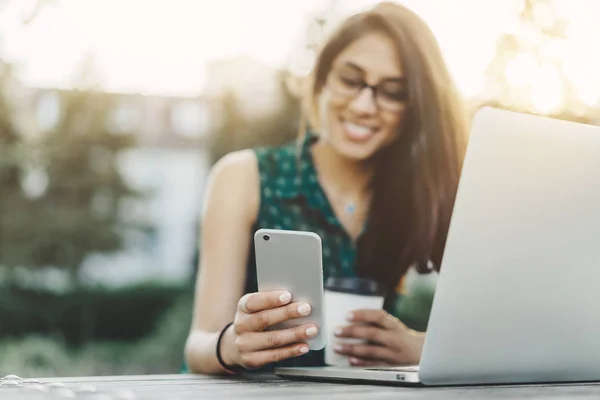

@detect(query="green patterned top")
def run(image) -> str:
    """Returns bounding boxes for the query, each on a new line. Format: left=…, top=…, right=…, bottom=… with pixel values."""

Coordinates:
left=243, top=131, right=438, bottom=369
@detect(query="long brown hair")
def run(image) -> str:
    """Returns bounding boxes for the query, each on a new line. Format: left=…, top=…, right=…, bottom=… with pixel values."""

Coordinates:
left=306, top=2, right=469, bottom=295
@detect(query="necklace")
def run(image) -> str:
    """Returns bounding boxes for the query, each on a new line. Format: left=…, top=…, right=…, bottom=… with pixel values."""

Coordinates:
left=317, top=176, right=365, bottom=216
left=345, top=203, right=357, bottom=214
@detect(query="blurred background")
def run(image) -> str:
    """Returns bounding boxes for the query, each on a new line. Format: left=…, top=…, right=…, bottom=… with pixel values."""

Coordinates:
left=0, top=0, right=598, bottom=377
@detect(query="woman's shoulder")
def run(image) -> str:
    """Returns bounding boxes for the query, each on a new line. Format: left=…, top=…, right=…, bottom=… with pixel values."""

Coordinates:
left=208, top=139, right=299, bottom=194
left=210, top=149, right=259, bottom=183
left=203, top=149, right=260, bottom=220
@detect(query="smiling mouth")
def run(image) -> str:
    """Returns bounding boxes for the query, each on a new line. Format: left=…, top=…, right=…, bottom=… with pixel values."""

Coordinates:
left=341, top=121, right=379, bottom=141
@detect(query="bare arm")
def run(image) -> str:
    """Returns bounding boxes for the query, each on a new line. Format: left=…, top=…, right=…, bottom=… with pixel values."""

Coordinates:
left=184, top=150, right=260, bottom=374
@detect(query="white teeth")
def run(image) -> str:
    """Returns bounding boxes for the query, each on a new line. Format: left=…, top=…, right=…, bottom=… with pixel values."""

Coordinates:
left=344, top=122, right=375, bottom=138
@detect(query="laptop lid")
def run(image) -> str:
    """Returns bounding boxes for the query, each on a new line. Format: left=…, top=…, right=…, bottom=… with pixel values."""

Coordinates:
left=419, top=107, right=600, bottom=386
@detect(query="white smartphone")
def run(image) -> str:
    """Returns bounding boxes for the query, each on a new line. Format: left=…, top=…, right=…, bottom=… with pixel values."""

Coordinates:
left=253, top=228, right=326, bottom=351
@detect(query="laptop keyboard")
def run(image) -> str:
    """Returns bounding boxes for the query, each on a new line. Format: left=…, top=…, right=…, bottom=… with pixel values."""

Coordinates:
left=365, top=366, right=420, bottom=373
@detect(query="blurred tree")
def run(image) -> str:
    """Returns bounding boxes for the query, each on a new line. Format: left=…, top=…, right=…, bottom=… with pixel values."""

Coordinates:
left=0, top=62, right=32, bottom=284
left=207, top=89, right=247, bottom=166
left=208, top=69, right=302, bottom=165
left=0, top=55, right=151, bottom=288
left=25, top=85, right=152, bottom=287
left=0, top=0, right=59, bottom=285
left=480, top=0, right=592, bottom=122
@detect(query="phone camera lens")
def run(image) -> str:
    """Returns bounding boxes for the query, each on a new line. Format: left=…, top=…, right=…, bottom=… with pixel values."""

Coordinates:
left=263, top=234, right=270, bottom=241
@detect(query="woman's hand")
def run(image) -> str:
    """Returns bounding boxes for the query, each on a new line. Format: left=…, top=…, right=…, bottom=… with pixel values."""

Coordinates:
left=222, top=290, right=318, bottom=370
left=333, top=309, right=424, bottom=367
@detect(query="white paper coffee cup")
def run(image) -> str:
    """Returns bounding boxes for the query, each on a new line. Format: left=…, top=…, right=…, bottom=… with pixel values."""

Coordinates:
left=324, top=277, right=384, bottom=367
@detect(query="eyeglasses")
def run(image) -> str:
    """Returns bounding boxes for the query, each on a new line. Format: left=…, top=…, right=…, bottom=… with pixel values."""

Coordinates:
left=326, top=66, right=408, bottom=112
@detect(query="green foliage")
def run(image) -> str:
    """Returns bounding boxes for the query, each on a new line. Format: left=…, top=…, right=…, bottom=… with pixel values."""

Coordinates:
left=394, top=285, right=435, bottom=333
left=117, top=290, right=193, bottom=375
left=0, top=291, right=194, bottom=377
left=0, top=284, right=190, bottom=346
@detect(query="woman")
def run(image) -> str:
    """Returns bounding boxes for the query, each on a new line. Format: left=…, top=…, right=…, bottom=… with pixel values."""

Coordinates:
left=184, top=1, right=468, bottom=374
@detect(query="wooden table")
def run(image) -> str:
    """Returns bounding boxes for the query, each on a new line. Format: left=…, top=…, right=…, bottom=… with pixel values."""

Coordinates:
left=3, top=373, right=600, bottom=399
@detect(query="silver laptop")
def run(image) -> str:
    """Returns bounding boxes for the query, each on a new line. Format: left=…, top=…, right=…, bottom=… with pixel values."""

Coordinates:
left=275, top=107, right=600, bottom=386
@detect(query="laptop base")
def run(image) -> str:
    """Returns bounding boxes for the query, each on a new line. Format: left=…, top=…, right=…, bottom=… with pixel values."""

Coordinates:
left=275, top=366, right=422, bottom=386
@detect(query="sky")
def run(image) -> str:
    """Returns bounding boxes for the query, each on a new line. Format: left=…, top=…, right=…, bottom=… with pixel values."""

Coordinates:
left=0, top=0, right=599, bottom=110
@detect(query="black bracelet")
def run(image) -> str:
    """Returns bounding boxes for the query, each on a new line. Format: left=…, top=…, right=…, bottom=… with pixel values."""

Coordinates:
left=216, top=322, right=244, bottom=374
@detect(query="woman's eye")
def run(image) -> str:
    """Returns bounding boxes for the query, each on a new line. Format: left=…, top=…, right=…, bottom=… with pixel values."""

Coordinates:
left=382, top=90, right=408, bottom=102
left=340, top=76, right=362, bottom=88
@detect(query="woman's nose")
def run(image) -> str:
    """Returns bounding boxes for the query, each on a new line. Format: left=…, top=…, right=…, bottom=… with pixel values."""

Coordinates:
left=348, top=87, right=378, bottom=114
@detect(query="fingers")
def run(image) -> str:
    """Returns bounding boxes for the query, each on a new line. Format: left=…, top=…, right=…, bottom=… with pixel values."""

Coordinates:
left=236, top=324, right=318, bottom=353
left=238, top=343, right=309, bottom=370
left=334, top=324, right=391, bottom=346
left=239, top=291, right=292, bottom=313
left=346, top=309, right=402, bottom=330
left=230, top=291, right=317, bottom=369
left=236, top=300, right=312, bottom=333
left=334, top=343, right=399, bottom=365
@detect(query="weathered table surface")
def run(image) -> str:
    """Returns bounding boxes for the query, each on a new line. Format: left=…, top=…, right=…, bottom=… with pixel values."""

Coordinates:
left=3, top=373, right=600, bottom=399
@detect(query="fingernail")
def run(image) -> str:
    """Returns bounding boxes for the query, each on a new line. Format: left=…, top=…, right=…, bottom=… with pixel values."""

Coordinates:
left=346, top=312, right=354, bottom=321
left=334, top=344, right=343, bottom=352
left=240, top=294, right=249, bottom=312
left=279, top=292, right=291, bottom=303
left=334, top=328, right=343, bottom=336
left=298, top=303, right=311, bottom=315
left=306, top=326, right=318, bottom=336
left=350, top=357, right=359, bottom=364
left=299, top=346, right=309, bottom=354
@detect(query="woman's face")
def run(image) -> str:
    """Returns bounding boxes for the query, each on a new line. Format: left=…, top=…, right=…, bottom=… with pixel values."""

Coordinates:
left=318, top=32, right=407, bottom=161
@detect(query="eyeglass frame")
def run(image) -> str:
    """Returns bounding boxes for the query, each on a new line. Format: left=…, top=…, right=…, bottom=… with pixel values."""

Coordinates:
left=325, top=65, right=409, bottom=113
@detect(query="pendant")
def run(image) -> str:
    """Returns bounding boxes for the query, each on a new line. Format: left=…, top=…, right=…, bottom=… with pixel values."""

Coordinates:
left=345, top=204, right=356, bottom=214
